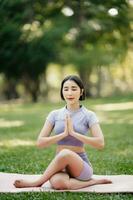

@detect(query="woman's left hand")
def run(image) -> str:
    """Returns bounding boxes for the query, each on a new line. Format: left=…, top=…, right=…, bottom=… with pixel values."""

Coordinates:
left=67, top=115, right=75, bottom=136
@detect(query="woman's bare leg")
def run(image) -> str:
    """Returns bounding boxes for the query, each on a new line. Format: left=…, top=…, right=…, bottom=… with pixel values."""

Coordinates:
left=50, top=172, right=112, bottom=190
left=68, top=178, right=112, bottom=190
left=14, top=149, right=84, bottom=188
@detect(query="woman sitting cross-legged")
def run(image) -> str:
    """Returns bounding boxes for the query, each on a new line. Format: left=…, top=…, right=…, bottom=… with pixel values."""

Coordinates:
left=14, top=75, right=112, bottom=190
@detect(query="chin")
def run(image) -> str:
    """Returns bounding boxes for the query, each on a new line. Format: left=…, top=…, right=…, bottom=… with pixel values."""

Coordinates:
left=66, top=101, right=74, bottom=105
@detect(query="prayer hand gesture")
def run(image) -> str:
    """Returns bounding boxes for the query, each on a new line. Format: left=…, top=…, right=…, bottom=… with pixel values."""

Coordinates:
left=62, top=115, right=69, bottom=137
left=63, top=115, right=75, bottom=138
left=67, top=114, right=75, bottom=136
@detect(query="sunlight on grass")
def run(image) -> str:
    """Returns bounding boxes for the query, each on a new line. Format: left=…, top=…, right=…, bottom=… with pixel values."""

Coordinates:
left=0, top=102, right=23, bottom=111
left=0, top=139, right=35, bottom=147
left=94, top=101, right=133, bottom=111
left=116, top=149, right=132, bottom=156
left=99, top=116, right=133, bottom=124
left=0, top=118, right=24, bottom=128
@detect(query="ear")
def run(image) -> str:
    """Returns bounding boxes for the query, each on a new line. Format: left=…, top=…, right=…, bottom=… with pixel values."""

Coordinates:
left=80, top=89, right=84, bottom=96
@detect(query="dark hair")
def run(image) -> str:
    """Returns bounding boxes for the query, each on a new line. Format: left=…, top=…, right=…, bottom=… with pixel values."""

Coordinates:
left=60, top=75, right=86, bottom=101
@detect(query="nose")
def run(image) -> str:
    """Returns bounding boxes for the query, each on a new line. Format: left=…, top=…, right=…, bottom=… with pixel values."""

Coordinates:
left=68, top=89, right=72, bottom=95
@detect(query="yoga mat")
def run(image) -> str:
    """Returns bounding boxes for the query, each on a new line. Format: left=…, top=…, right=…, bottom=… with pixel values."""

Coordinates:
left=0, top=172, right=133, bottom=193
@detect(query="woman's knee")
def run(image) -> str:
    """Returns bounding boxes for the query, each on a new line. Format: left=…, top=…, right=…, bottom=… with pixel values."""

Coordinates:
left=57, top=149, right=73, bottom=161
left=50, top=174, right=70, bottom=190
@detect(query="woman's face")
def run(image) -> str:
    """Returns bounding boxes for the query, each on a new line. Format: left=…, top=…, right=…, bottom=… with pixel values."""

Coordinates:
left=62, top=80, right=82, bottom=105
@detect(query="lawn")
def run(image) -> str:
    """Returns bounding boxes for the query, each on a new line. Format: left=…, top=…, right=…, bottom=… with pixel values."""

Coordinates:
left=0, top=94, right=133, bottom=200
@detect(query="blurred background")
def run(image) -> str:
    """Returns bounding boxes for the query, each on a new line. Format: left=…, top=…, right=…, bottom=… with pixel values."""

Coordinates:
left=0, top=0, right=133, bottom=103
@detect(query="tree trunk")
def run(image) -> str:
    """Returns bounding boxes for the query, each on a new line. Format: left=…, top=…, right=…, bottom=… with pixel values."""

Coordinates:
left=3, top=77, right=19, bottom=100
left=97, top=66, right=102, bottom=97
left=79, top=67, right=92, bottom=97
left=30, top=80, right=40, bottom=102
left=22, top=74, right=40, bottom=102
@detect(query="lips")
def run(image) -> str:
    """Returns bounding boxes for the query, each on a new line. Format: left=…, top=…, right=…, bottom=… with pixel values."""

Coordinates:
left=67, top=98, right=74, bottom=100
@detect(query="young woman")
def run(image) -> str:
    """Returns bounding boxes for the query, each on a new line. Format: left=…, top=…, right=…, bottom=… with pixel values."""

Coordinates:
left=14, top=75, right=111, bottom=189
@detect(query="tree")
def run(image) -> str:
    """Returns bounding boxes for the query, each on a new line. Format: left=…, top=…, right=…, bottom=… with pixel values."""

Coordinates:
left=0, top=0, right=132, bottom=100
left=0, top=0, right=68, bottom=101
left=59, top=0, right=132, bottom=96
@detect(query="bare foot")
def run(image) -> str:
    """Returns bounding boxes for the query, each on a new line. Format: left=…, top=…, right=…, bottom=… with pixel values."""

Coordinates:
left=14, top=179, right=39, bottom=188
left=93, top=178, right=112, bottom=185
left=85, top=178, right=112, bottom=188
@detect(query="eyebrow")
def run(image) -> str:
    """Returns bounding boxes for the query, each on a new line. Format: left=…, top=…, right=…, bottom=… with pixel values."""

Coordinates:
left=63, top=86, right=78, bottom=88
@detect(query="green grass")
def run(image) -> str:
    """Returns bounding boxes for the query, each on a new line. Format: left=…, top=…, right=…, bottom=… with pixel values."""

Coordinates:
left=0, top=94, right=133, bottom=199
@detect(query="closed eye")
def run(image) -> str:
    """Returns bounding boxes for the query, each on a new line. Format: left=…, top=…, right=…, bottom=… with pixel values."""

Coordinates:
left=63, top=86, right=78, bottom=91
left=63, top=89, right=77, bottom=91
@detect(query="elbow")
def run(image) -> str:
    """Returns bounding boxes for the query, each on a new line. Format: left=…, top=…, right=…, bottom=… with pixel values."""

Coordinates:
left=98, top=139, right=105, bottom=150
left=98, top=143, right=104, bottom=150
left=36, top=137, right=49, bottom=148
left=36, top=140, right=44, bottom=149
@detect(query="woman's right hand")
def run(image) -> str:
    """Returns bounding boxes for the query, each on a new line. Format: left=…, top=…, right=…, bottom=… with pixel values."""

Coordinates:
left=62, top=115, right=69, bottom=137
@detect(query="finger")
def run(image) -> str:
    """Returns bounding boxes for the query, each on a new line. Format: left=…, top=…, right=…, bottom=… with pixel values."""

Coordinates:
left=68, top=115, right=72, bottom=124
left=67, top=116, right=71, bottom=127
left=67, top=114, right=71, bottom=121
left=65, top=115, right=68, bottom=129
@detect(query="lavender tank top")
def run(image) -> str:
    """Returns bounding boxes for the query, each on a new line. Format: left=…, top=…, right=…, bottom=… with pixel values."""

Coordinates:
left=46, top=105, right=99, bottom=147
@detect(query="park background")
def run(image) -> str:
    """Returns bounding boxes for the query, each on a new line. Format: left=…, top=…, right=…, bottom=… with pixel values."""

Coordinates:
left=0, top=0, right=133, bottom=200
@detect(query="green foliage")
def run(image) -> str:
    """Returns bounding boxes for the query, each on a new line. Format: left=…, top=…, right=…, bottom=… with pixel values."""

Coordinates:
left=0, top=0, right=68, bottom=101
left=61, top=0, right=131, bottom=68
left=0, top=0, right=132, bottom=101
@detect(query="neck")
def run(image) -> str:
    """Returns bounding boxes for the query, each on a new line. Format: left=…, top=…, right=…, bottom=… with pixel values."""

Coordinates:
left=66, top=103, right=80, bottom=111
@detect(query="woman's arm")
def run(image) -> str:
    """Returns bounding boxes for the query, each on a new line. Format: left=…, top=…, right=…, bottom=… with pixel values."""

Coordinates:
left=72, top=124, right=104, bottom=149
left=37, top=118, right=68, bottom=148
left=67, top=116, right=104, bottom=149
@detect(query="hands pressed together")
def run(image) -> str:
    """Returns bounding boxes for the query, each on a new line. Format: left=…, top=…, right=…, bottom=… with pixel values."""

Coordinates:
left=63, top=114, right=75, bottom=137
